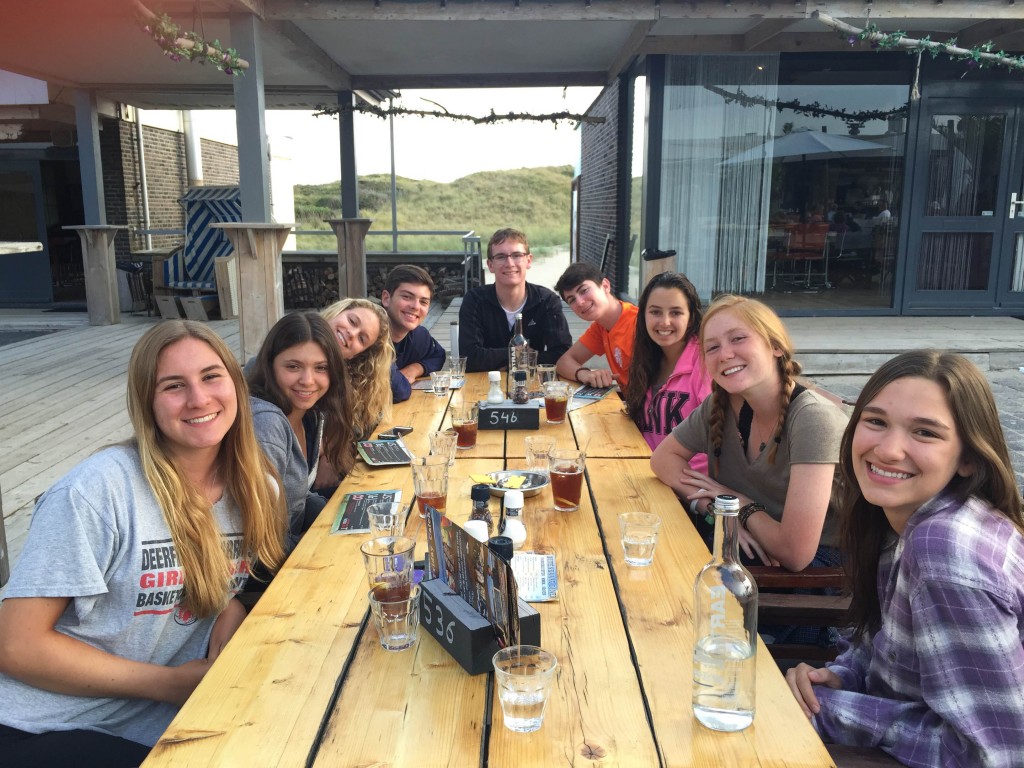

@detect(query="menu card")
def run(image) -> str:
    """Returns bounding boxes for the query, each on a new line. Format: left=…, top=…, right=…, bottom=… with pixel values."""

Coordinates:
left=356, top=438, right=414, bottom=466
left=330, top=488, right=403, bottom=534
left=510, top=551, right=559, bottom=602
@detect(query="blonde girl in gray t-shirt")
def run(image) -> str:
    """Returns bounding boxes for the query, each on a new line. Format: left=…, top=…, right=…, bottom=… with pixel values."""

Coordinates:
left=0, top=321, right=286, bottom=765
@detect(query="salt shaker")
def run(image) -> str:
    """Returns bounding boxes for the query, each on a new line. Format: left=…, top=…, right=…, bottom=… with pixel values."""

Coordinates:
left=486, top=371, right=504, bottom=404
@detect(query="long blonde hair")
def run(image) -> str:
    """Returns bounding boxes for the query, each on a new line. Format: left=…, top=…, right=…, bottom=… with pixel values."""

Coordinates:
left=127, top=321, right=286, bottom=617
left=321, top=297, right=394, bottom=438
left=700, top=295, right=801, bottom=470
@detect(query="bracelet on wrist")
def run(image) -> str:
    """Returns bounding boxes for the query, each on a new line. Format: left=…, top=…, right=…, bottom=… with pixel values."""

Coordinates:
left=738, top=502, right=765, bottom=530
left=688, top=498, right=700, bottom=516
left=574, top=366, right=591, bottom=382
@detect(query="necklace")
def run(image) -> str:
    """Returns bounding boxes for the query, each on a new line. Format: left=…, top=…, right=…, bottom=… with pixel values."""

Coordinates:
left=753, top=415, right=775, bottom=453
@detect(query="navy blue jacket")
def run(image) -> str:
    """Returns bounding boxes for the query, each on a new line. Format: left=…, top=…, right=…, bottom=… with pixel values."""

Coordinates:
left=390, top=325, right=447, bottom=402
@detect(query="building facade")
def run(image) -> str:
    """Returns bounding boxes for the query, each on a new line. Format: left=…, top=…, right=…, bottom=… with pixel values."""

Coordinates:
left=579, top=51, right=1024, bottom=316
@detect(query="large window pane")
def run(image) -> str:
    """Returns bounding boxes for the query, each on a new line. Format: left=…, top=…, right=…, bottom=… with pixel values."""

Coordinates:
left=917, top=232, right=992, bottom=291
left=925, top=114, right=1005, bottom=217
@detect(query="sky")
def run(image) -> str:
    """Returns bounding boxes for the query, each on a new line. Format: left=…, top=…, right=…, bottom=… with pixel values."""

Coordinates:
left=177, top=86, right=603, bottom=185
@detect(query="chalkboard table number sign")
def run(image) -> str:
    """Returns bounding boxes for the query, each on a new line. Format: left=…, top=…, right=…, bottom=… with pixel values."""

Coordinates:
left=477, top=400, right=540, bottom=431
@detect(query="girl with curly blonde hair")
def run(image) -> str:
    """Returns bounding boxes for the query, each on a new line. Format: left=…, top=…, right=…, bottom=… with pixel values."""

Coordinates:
left=321, top=297, right=394, bottom=440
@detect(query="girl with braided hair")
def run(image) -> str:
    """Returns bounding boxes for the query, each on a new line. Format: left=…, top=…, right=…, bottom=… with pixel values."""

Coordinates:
left=651, top=295, right=848, bottom=574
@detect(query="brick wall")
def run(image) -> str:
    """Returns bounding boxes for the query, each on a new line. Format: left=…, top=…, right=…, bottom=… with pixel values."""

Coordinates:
left=579, top=79, right=621, bottom=292
left=100, top=119, right=239, bottom=259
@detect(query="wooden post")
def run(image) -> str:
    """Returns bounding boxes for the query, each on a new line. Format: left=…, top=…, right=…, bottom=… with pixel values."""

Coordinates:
left=211, top=223, right=292, bottom=362
left=328, top=218, right=372, bottom=298
left=64, top=225, right=127, bottom=325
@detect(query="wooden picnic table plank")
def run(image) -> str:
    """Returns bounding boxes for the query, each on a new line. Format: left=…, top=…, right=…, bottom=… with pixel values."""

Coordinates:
left=312, top=457, right=496, bottom=767
left=587, top=458, right=835, bottom=767
left=569, top=392, right=652, bottom=458
left=492, top=459, right=660, bottom=766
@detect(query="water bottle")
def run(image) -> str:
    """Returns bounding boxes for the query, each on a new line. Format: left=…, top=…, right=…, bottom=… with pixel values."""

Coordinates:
left=507, top=312, right=527, bottom=397
left=450, top=319, right=460, bottom=361
left=691, top=494, right=757, bottom=732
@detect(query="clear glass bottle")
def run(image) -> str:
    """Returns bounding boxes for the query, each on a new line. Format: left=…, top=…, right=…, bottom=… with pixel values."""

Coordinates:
left=507, top=312, right=528, bottom=397
left=449, top=319, right=460, bottom=361
left=691, top=494, right=757, bottom=732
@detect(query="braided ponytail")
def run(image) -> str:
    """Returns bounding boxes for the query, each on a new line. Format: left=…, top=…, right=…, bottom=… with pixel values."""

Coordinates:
left=708, top=384, right=729, bottom=475
left=768, top=355, right=801, bottom=465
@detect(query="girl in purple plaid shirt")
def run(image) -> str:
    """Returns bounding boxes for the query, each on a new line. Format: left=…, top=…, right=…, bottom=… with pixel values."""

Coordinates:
left=787, top=351, right=1024, bottom=768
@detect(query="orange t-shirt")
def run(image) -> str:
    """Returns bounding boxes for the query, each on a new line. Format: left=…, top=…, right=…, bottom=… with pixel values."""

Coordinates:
left=578, top=301, right=638, bottom=388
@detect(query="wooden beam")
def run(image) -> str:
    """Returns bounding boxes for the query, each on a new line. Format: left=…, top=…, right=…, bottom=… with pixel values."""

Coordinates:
left=351, top=71, right=607, bottom=89
left=607, top=21, right=655, bottom=83
left=264, top=0, right=1024, bottom=23
left=957, top=19, right=1024, bottom=49
left=744, top=18, right=799, bottom=51
left=263, top=20, right=352, bottom=90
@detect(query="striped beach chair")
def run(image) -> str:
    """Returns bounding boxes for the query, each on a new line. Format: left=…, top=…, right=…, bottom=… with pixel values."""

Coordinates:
left=154, top=186, right=241, bottom=319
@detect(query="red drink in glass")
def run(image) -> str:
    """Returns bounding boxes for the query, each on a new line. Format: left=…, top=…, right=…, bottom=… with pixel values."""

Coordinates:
left=417, top=492, right=448, bottom=518
left=550, top=463, right=583, bottom=511
left=544, top=395, right=568, bottom=424
left=453, top=418, right=478, bottom=449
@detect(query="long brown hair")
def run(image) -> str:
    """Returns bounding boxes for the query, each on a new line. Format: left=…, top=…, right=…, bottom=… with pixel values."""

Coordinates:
left=321, top=298, right=394, bottom=439
left=127, top=321, right=286, bottom=617
left=623, top=272, right=703, bottom=424
left=699, top=295, right=801, bottom=471
left=247, top=312, right=355, bottom=476
left=839, top=350, right=1024, bottom=636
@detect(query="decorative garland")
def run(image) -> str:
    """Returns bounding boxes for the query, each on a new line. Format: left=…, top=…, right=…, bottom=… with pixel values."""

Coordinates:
left=703, top=84, right=907, bottom=134
left=814, top=11, right=1024, bottom=73
left=316, top=101, right=604, bottom=126
left=135, top=1, right=248, bottom=75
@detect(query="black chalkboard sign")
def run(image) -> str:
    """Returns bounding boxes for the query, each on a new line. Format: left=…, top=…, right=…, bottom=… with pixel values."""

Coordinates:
left=478, top=401, right=540, bottom=430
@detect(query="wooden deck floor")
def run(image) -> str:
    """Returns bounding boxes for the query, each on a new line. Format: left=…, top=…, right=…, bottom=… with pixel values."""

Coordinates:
left=0, top=316, right=239, bottom=580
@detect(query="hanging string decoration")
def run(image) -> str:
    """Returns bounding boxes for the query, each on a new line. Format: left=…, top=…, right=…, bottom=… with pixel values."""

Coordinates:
left=135, top=1, right=248, bottom=76
left=814, top=11, right=1024, bottom=74
left=316, top=101, right=604, bottom=126
left=704, top=85, right=908, bottom=134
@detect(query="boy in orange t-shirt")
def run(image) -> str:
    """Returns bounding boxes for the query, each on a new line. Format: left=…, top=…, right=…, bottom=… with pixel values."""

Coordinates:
left=553, top=263, right=638, bottom=389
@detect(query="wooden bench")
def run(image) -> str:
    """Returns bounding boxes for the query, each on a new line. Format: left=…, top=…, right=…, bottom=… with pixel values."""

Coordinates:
left=748, top=566, right=849, bottom=665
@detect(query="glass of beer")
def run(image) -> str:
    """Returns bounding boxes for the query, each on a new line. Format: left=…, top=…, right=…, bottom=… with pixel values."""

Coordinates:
left=549, top=448, right=585, bottom=511
left=411, top=454, right=449, bottom=518
left=542, top=381, right=571, bottom=424
left=451, top=402, right=479, bottom=449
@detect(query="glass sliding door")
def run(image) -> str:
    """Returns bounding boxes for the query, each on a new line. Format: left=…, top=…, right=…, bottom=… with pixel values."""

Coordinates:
left=652, top=52, right=911, bottom=312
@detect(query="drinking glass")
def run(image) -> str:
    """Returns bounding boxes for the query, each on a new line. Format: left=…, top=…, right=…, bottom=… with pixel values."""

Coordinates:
left=450, top=402, right=479, bottom=449
left=410, top=454, right=449, bottom=517
left=428, top=428, right=459, bottom=467
left=360, top=535, right=416, bottom=598
left=549, top=448, right=585, bottom=511
left=524, top=435, right=556, bottom=477
left=536, top=364, right=558, bottom=394
left=366, top=501, right=406, bottom=537
left=448, top=356, right=467, bottom=387
left=525, top=348, right=539, bottom=393
left=368, top=583, right=421, bottom=651
left=618, top=512, right=662, bottom=567
left=492, top=645, right=559, bottom=733
left=542, top=381, right=571, bottom=424
left=430, top=370, right=451, bottom=396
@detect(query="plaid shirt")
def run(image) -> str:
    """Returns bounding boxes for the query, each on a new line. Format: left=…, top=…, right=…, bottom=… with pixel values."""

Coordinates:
left=813, top=492, right=1024, bottom=768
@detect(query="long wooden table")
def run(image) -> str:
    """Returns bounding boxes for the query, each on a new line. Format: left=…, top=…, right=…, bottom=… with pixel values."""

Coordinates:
left=144, top=373, right=835, bottom=767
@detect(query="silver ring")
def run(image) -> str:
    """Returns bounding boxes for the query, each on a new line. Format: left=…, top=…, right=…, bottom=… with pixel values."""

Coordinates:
left=698, top=488, right=707, bottom=495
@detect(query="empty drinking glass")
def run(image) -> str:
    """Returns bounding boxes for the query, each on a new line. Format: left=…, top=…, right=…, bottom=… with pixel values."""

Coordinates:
left=366, top=501, right=406, bottom=537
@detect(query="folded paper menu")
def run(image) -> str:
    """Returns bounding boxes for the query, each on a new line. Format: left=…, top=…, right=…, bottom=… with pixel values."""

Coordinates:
left=510, top=551, right=559, bottom=602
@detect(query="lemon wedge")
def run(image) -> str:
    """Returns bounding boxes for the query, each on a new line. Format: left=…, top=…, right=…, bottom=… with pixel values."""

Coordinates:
left=500, top=475, right=527, bottom=489
left=470, top=473, right=496, bottom=485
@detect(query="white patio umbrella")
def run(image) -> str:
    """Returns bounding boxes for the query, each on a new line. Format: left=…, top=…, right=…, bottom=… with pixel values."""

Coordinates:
left=723, top=130, right=888, bottom=165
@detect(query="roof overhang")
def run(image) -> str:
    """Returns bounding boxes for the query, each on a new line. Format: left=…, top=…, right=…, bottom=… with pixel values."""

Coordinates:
left=1, top=1, right=1022, bottom=112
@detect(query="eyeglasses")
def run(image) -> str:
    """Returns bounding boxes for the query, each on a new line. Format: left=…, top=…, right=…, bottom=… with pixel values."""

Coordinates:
left=490, top=252, right=529, bottom=263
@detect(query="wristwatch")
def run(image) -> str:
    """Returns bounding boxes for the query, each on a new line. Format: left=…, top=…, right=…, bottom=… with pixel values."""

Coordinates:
left=738, top=502, right=765, bottom=530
